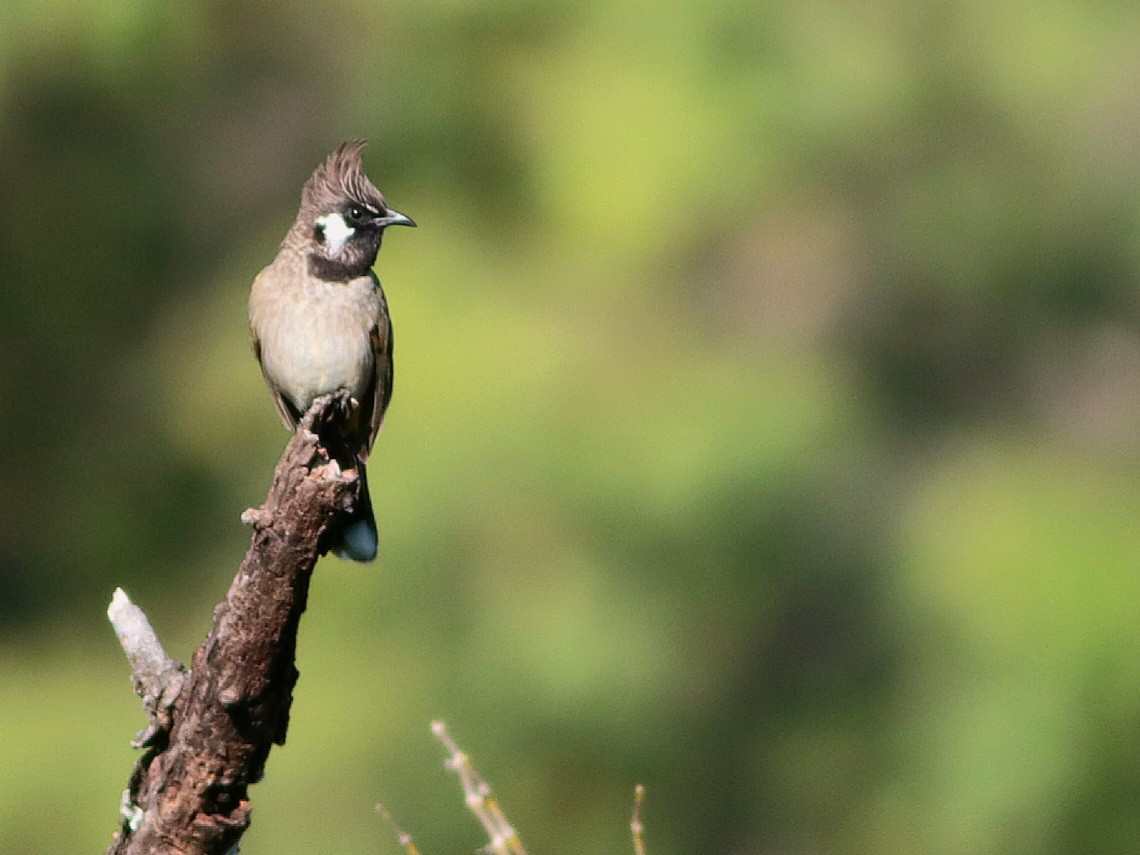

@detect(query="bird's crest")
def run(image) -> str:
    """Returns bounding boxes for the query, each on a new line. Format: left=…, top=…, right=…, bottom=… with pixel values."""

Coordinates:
left=301, top=140, right=385, bottom=213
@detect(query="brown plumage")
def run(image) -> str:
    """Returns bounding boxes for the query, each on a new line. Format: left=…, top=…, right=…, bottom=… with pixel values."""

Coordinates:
left=249, top=141, right=415, bottom=561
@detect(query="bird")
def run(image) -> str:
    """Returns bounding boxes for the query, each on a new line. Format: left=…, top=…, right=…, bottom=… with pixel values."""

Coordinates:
left=249, top=141, right=415, bottom=562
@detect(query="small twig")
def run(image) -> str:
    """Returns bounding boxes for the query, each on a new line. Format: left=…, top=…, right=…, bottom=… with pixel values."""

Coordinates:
left=375, top=804, right=423, bottom=855
left=432, top=721, right=528, bottom=855
left=107, top=588, right=186, bottom=747
left=631, top=785, right=647, bottom=855
left=107, top=587, right=187, bottom=833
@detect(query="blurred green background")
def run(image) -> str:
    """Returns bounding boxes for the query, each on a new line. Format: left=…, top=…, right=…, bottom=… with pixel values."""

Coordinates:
left=2, top=0, right=1140, bottom=852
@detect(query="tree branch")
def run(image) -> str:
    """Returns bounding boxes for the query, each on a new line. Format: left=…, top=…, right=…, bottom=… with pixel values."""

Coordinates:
left=107, top=393, right=360, bottom=855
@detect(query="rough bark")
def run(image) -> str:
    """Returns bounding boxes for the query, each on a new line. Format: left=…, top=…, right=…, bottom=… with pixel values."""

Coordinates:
left=107, top=395, right=360, bottom=855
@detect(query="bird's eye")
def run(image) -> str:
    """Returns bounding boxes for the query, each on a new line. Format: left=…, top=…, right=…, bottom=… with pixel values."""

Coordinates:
left=349, top=205, right=364, bottom=221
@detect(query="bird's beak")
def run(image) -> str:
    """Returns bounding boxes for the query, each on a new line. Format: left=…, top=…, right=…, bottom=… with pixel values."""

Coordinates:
left=380, top=209, right=416, bottom=228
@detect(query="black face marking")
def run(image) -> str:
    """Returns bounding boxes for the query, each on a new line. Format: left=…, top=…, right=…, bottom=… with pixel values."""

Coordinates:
left=346, top=202, right=382, bottom=229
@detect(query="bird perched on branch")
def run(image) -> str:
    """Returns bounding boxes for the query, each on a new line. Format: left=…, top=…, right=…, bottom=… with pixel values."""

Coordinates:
left=249, top=141, right=415, bottom=561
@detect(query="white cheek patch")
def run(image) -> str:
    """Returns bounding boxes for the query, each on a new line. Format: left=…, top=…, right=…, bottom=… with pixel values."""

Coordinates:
left=316, top=212, right=355, bottom=254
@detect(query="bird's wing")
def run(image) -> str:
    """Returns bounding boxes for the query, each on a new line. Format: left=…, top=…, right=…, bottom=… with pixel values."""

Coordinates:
left=365, top=285, right=394, bottom=456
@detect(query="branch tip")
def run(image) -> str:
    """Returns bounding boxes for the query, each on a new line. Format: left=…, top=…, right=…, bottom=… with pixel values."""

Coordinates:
left=631, top=784, right=647, bottom=855
left=376, top=804, right=422, bottom=854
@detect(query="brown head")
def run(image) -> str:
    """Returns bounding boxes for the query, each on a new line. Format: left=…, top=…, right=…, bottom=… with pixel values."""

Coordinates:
left=292, top=140, right=415, bottom=281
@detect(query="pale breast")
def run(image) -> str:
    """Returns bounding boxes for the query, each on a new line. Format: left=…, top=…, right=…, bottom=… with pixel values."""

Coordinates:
left=251, top=269, right=382, bottom=414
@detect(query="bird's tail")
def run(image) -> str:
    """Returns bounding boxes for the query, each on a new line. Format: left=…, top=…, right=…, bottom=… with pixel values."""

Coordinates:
left=333, top=461, right=378, bottom=562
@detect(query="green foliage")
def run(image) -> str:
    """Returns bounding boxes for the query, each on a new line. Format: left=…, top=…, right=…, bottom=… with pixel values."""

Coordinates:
left=2, top=0, right=1140, bottom=852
